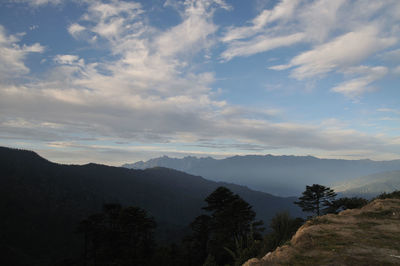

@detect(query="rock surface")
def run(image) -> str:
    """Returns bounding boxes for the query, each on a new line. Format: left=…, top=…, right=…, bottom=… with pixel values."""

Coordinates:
left=244, top=199, right=400, bottom=265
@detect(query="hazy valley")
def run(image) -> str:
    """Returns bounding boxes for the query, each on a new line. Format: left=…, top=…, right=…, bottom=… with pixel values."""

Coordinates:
left=2, top=146, right=400, bottom=265
left=124, top=155, right=400, bottom=197
left=2, top=0, right=400, bottom=265
left=0, top=147, right=301, bottom=265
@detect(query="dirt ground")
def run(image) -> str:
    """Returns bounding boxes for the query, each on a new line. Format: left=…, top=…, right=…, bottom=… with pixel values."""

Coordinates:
left=244, top=199, right=400, bottom=266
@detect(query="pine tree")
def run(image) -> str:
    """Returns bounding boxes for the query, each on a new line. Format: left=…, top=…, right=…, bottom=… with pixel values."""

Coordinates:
left=77, top=204, right=156, bottom=266
left=199, top=187, right=263, bottom=265
left=326, top=197, right=368, bottom=214
left=294, top=184, right=336, bottom=216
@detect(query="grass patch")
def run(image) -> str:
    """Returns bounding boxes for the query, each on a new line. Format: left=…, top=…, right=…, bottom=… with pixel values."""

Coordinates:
left=311, top=232, right=348, bottom=251
left=289, top=254, right=324, bottom=265
left=340, top=256, right=398, bottom=266
left=283, top=240, right=291, bottom=246
left=355, top=232, right=400, bottom=251
left=358, top=210, right=394, bottom=219
left=356, top=221, right=379, bottom=230
left=308, top=217, right=332, bottom=225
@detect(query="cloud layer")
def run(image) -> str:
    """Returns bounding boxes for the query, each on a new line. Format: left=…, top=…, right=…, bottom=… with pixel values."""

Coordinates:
left=0, top=0, right=399, bottom=164
left=0, top=26, right=44, bottom=80
left=224, top=0, right=399, bottom=97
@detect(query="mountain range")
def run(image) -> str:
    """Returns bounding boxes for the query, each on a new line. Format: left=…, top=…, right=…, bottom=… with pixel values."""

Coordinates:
left=333, top=170, right=400, bottom=199
left=0, top=147, right=300, bottom=265
left=123, top=155, right=400, bottom=196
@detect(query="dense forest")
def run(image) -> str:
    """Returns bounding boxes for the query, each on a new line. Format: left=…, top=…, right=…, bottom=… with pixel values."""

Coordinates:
left=0, top=147, right=301, bottom=265
left=64, top=184, right=372, bottom=265
left=73, top=187, right=304, bottom=266
left=0, top=147, right=383, bottom=265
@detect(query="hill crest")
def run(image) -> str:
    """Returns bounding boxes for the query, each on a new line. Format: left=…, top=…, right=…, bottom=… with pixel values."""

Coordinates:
left=123, top=154, right=400, bottom=196
left=245, top=198, right=400, bottom=265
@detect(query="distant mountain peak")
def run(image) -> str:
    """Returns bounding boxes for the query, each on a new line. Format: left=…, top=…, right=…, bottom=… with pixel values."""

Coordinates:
left=122, top=154, right=400, bottom=197
left=0, top=146, right=303, bottom=265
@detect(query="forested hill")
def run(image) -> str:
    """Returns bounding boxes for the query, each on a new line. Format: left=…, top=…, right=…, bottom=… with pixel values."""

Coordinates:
left=123, top=155, right=400, bottom=196
left=0, top=146, right=300, bottom=265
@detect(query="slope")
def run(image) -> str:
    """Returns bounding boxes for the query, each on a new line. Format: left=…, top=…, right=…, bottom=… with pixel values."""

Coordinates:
left=245, top=198, right=400, bottom=265
left=0, top=147, right=300, bottom=265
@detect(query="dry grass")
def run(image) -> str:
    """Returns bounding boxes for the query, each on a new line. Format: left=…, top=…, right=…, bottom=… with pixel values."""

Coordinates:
left=244, top=199, right=400, bottom=266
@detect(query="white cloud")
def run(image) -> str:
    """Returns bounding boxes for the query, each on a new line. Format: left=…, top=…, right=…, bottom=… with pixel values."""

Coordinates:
left=11, top=0, right=63, bottom=6
left=220, top=0, right=304, bottom=61
left=59, top=0, right=228, bottom=103
left=0, top=25, right=44, bottom=80
left=377, top=108, right=400, bottom=115
left=2, top=79, right=398, bottom=158
left=68, top=23, right=86, bottom=38
left=298, top=0, right=346, bottom=43
left=54, top=54, right=83, bottom=66
left=156, top=0, right=231, bottom=58
left=381, top=49, right=400, bottom=60
left=156, top=13, right=216, bottom=57
left=1, top=0, right=400, bottom=162
left=221, top=0, right=349, bottom=61
left=223, top=0, right=400, bottom=99
left=29, top=25, right=39, bottom=30
left=287, top=25, right=396, bottom=79
left=331, top=66, right=388, bottom=98
left=0, top=0, right=229, bottom=143
left=222, top=0, right=300, bottom=43
left=79, top=0, right=143, bottom=41
left=221, top=33, right=304, bottom=61
left=394, top=65, right=400, bottom=75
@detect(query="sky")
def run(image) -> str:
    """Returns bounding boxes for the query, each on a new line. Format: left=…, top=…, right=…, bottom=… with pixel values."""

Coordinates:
left=0, top=0, right=399, bottom=165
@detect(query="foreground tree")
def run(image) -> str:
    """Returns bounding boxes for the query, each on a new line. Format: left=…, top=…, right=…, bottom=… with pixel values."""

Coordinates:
left=295, top=184, right=336, bottom=216
left=377, top=190, right=400, bottom=199
left=203, top=187, right=263, bottom=242
left=258, top=212, right=304, bottom=257
left=268, top=212, right=304, bottom=248
left=186, top=187, right=264, bottom=266
left=77, top=204, right=156, bottom=266
left=183, top=215, right=212, bottom=265
left=327, top=197, right=368, bottom=214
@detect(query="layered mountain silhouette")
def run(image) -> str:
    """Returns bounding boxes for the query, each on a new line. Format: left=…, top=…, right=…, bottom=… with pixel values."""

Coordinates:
left=333, top=170, right=400, bottom=199
left=0, top=147, right=300, bottom=265
left=123, top=155, right=400, bottom=196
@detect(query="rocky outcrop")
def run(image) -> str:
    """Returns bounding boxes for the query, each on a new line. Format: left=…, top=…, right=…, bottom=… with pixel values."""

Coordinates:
left=244, top=199, right=400, bottom=265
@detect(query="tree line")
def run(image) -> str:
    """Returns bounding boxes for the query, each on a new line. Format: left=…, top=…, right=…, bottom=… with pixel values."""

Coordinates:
left=294, top=184, right=368, bottom=216
left=75, top=184, right=386, bottom=266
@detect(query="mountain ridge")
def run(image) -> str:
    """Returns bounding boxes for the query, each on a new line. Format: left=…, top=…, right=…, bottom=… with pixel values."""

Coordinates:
left=123, top=155, right=400, bottom=196
left=0, top=146, right=301, bottom=265
left=334, top=170, right=400, bottom=199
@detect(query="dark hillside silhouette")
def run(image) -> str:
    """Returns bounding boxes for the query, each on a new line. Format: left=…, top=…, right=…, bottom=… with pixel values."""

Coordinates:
left=0, top=146, right=300, bottom=265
